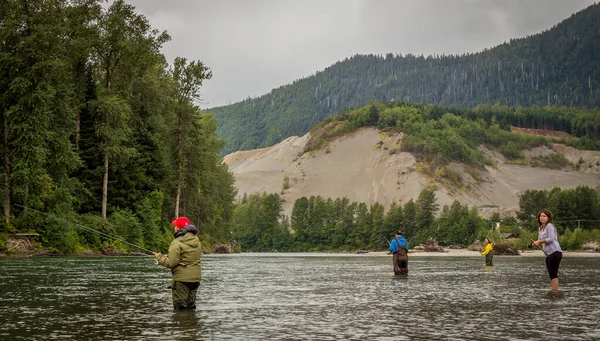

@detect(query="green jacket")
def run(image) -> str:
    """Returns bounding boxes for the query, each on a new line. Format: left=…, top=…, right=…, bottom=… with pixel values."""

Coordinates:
left=156, top=229, right=201, bottom=282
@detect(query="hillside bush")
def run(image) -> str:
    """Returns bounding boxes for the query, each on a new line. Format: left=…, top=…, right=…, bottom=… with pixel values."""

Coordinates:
left=531, top=153, right=572, bottom=169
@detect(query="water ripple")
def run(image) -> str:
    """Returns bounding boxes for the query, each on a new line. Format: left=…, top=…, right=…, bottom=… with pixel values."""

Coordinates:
left=0, top=254, right=599, bottom=340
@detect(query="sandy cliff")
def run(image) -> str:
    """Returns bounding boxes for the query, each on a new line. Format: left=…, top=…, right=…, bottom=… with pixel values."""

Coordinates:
left=223, top=128, right=600, bottom=217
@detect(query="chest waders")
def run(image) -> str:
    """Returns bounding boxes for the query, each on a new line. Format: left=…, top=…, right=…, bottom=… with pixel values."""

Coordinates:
left=393, top=238, right=408, bottom=275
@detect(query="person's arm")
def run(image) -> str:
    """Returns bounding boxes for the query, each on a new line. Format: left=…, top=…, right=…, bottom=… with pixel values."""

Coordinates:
left=544, top=224, right=558, bottom=245
left=155, top=241, right=182, bottom=269
left=388, top=239, right=397, bottom=253
left=481, top=244, right=490, bottom=255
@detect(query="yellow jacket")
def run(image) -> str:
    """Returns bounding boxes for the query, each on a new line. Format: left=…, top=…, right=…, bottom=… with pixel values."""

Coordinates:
left=481, top=243, right=493, bottom=255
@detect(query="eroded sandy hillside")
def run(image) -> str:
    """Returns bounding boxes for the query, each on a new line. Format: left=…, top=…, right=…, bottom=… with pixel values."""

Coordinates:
left=223, top=128, right=600, bottom=217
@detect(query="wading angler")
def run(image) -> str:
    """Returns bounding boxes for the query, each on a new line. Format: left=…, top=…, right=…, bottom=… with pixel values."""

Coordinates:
left=154, top=217, right=202, bottom=310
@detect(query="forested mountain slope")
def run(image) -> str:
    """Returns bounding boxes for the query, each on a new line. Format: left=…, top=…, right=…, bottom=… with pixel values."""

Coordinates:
left=210, top=4, right=600, bottom=155
left=224, top=99, right=600, bottom=219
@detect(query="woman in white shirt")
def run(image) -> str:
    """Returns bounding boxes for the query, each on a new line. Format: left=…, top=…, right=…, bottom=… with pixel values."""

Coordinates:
left=532, top=209, right=563, bottom=296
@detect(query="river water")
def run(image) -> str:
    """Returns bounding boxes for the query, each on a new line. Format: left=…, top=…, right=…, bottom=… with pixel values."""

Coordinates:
left=0, top=253, right=599, bottom=340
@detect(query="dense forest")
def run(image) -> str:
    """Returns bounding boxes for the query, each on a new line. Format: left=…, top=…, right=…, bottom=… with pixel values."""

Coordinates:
left=229, top=100, right=600, bottom=252
left=232, top=186, right=600, bottom=252
left=210, top=3, right=600, bottom=155
left=0, top=0, right=236, bottom=253
left=2, top=1, right=600, bottom=255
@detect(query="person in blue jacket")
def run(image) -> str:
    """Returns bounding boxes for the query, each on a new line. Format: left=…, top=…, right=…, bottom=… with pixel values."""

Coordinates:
left=389, top=231, right=409, bottom=275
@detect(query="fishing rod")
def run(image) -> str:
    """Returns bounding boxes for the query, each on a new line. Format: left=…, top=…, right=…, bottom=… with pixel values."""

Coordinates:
left=431, top=153, right=546, bottom=254
left=381, top=236, right=397, bottom=255
left=14, top=204, right=154, bottom=256
left=522, top=230, right=548, bottom=256
left=469, top=183, right=547, bottom=256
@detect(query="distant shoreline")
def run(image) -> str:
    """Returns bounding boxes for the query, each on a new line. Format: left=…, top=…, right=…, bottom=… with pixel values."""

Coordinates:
left=368, top=249, right=600, bottom=257
left=2, top=249, right=599, bottom=258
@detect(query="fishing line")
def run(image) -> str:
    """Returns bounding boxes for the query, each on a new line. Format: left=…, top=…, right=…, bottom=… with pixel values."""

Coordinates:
left=431, top=152, right=546, bottom=255
left=469, top=180, right=547, bottom=255
left=14, top=204, right=154, bottom=256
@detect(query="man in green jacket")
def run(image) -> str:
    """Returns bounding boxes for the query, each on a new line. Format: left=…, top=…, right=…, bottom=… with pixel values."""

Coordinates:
left=154, top=216, right=201, bottom=310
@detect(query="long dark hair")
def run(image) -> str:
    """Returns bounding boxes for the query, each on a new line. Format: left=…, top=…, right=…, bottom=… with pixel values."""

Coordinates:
left=537, top=209, right=553, bottom=229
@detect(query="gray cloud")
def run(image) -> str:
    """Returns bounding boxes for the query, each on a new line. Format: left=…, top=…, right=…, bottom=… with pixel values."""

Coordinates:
left=122, top=0, right=597, bottom=108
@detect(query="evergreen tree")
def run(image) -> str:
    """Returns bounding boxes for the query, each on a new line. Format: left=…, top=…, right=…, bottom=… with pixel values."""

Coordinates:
left=170, top=57, right=212, bottom=218
left=415, top=189, right=439, bottom=232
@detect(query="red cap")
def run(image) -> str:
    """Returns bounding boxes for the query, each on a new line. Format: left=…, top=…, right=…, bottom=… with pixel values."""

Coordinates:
left=171, top=216, right=191, bottom=230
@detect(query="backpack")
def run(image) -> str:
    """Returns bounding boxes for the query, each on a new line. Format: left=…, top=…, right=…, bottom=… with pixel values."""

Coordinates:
left=395, top=238, right=408, bottom=261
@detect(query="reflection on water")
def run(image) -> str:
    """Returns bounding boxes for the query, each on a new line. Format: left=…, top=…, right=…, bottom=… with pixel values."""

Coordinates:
left=1, top=254, right=599, bottom=340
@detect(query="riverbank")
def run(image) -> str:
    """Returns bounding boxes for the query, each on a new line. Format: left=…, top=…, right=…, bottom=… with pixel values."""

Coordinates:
left=368, top=249, right=600, bottom=257
left=0, top=250, right=149, bottom=257
left=3, top=249, right=599, bottom=257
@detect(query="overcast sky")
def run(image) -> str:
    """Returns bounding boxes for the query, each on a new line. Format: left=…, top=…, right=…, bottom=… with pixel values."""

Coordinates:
left=122, top=0, right=597, bottom=108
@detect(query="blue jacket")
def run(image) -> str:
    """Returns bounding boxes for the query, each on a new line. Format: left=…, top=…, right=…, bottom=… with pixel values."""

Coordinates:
left=389, top=236, right=408, bottom=252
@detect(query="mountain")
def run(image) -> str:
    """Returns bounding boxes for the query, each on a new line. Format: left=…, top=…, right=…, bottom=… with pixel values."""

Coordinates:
left=209, top=4, right=600, bottom=155
left=223, top=128, right=600, bottom=218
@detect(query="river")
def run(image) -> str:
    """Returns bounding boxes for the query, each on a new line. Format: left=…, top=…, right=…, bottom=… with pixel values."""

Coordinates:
left=1, top=254, right=599, bottom=340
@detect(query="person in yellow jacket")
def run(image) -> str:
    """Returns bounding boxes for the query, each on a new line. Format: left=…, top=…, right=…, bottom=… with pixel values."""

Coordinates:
left=481, top=238, right=494, bottom=266
left=153, top=216, right=202, bottom=310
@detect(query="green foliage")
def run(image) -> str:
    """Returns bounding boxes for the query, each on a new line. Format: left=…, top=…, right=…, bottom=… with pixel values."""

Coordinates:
left=136, top=191, right=169, bottom=251
left=559, top=228, right=600, bottom=251
left=282, top=175, right=290, bottom=193
left=238, top=189, right=441, bottom=251
left=530, top=152, right=572, bottom=169
left=518, top=185, right=600, bottom=232
left=413, top=201, right=486, bottom=247
left=14, top=210, right=77, bottom=254
left=77, top=213, right=114, bottom=250
left=232, top=185, right=600, bottom=252
left=0, top=0, right=236, bottom=254
left=110, top=208, right=143, bottom=251
left=436, top=167, right=463, bottom=187
left=512, top=236, right=534, bottom=250
left=517, top=189, right=550, bottom=229
left=500, top=141, right=522, bottom=160
left=302, top=102, right=590, bottom=169
left=415, top=189, right=439, bottom=232
left=402, top=199, right=417, bottom=239
left=232, top=193, right=290, bottom=251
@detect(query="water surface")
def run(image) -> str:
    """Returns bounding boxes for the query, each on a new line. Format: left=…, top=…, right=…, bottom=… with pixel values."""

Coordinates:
left=1, top=254, right=599, bottom=340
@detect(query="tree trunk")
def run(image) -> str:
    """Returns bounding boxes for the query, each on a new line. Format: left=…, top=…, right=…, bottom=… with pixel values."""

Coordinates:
left=102, top=154, right=109, bottom=219
left=102, top=70, right=111, bottom=220
left=2, top=106, right=10, bottom=219
left=23, top=183, right=28, bottom=208
left=175, top=183, right=181, bottom=218
left=75, top=110, right=80, bottom=151
left=174, top=111, right=183, bottom=218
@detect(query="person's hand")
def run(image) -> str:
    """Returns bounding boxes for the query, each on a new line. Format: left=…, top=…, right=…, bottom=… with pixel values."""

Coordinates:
left=152, top=252, right=159, bottom=256
left=532, top=241, right=539, bottom=247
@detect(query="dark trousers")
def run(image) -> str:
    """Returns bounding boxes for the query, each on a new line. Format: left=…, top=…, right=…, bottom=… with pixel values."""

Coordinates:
left=393, top=253, right=408, bottom=275
left=172, top=281, right=200, bottom=310
left=485, top=252, right=493, bottom=266
left=545, top=251, right=562, bottom=280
